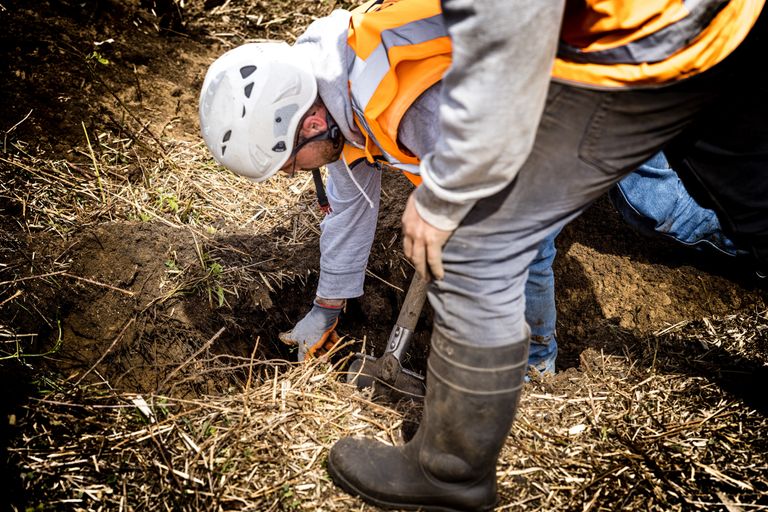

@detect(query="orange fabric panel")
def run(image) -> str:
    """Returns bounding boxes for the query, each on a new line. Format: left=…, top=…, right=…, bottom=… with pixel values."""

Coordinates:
left=402, top=171, right=422, bottom=187
left=380, top=49, right=450, bottom=154
left=347, top=0, right=449, bottom=168
left=349, top=0, right=442, bottom=60
left=342, top=143, right=379, bottom=166
left=561, top=0, right=687, bottom=50
left=555, top=0, right=764, bottom=86
left=342, top=143, right=421, bottom=187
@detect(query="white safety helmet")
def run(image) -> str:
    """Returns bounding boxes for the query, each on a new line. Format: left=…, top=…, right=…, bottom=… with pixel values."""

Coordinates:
left=199, top=42, right=317, bottom=182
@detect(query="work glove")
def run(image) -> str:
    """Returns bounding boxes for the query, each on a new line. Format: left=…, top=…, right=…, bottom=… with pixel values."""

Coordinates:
left=278, top=300, right=344, bottom=361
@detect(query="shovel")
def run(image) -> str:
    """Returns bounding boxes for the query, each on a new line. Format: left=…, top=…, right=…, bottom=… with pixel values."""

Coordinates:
left=346, top=272, right=429, bottom=398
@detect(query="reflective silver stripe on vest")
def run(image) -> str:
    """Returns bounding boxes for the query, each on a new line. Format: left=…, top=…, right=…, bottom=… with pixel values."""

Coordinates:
left=557, top=0, right=731, bottom=65
left=393, top=162, right=420, bottom=175
left=350, top=46, right=389, bottom=112
left=349, top=100, right=392, bottom=161
left=350, top=14, right=446, bottom=116
left=349, top=101, right=421, bottom=175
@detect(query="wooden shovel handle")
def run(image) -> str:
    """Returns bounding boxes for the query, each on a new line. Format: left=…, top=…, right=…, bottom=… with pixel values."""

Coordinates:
left=396, top=272, right=429, bottom=332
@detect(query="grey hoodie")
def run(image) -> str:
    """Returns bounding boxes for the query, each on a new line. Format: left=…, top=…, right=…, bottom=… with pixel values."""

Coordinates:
left=294, top=10, right=441, bottom=299
left=414, top=0, right=566, bottom=230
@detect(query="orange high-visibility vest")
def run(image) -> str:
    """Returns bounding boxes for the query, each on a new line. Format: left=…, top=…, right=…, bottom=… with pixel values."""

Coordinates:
left=554, top=0, right=764, bottom=86
left=344, top=0, right=449, bottom=186
left=344, top=0, right=764, bottom=181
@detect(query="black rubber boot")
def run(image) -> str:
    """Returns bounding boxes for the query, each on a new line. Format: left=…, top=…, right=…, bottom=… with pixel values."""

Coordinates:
left=327, top=328, right=528, bottom=511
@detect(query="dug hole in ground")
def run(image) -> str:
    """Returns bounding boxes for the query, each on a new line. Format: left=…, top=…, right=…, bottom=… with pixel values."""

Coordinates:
left=0, top=1, right=766, bottom=510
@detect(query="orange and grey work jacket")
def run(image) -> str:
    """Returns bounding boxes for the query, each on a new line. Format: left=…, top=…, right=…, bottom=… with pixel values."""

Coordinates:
left=341, top=0, right=763, bottom=178
left=342, top=0, right=449, bottom=186
left=555, top=0, right=764, bottom=87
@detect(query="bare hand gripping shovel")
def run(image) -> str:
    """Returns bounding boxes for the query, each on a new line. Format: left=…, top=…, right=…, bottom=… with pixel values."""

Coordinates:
left=346, top=272, right=428, bottom=399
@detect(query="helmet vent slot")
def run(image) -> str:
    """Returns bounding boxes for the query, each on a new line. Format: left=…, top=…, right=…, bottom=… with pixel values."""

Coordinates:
left=273, top=104, right=298, bottom=137
left=242, top=106, right=246, bottom=118
left=221, top=145, right=227, bottom=156
left=239, top=65, right=257, bottom=78
left=244, top=82, right=254, bottom=98
left=222, top=130, right=232, bottom=143
left=272, top=141, right=286, bottom=153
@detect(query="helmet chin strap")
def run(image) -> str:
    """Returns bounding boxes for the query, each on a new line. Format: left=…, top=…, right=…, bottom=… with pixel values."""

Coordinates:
left=327, top=112, right=342, bottom=149
left=290, top=112, right=342, bottom=158
left=290, top=113, right=374, bottom=211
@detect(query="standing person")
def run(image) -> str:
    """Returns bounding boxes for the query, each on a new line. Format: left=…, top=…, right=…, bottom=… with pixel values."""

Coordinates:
left=199, top=0, right=559, bottom=375
left=326, top=1, right=767, bottom=512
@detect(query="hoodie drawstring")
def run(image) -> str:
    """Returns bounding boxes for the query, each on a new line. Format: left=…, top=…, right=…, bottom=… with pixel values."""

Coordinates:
left=342, top=153, right=375, bottom=209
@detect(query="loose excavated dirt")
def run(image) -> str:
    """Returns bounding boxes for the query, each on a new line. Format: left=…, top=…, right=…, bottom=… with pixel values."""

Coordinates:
left=0, top=1, right=766, bottom=511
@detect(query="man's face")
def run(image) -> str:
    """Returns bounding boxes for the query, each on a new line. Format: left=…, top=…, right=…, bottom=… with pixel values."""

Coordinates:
left=278, top=139, right=343, bottom=176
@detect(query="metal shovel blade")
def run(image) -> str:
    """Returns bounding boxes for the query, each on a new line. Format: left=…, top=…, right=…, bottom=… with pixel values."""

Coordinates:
left=346, top=354, right=426, bottom=399
left=345, top=273, right=429, bottom=399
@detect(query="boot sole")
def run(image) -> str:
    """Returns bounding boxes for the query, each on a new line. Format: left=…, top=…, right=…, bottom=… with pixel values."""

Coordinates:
left=326, top=453, right=493, bottom=512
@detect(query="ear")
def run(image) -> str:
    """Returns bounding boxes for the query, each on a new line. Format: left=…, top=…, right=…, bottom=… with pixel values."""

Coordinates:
left=300, top=106, right=328, bottom=138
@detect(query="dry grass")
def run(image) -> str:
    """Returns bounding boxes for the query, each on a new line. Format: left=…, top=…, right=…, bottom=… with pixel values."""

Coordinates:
left=2, top=1, right=768, bottom=511
left=12, top=355, right=398, bottom=511
left=4, top=106, right=768, bottom=512
left=187, top=0, right=362, bottom=46
left=10, top=312, right=768, bottom=511
left=0, top=134, right=322, bottom=240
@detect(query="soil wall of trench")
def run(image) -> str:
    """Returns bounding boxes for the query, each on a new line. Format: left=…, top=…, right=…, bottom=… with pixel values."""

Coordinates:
left=2, top=170, right=765, bottom=401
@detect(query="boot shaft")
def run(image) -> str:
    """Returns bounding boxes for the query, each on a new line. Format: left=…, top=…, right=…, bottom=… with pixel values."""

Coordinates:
left=417, top=329, right=529, bottom=483
left=327, top=328, right=530, bottom=512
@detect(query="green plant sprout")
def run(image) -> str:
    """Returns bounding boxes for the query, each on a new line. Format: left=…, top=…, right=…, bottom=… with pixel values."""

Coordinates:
left=86, top=51, right=110, bottom=65
left=0, top=320, right=63, bottom=362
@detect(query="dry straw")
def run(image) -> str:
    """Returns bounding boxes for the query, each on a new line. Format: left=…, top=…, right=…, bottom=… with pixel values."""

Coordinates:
left=10, top=311, right=768, bottom=511
left=2, top=1, right=767, bottom=510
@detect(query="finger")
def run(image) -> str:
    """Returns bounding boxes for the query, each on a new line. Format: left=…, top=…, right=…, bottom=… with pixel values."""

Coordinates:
left=278, top=330, right=297, bottom=346
left=410, top=240, right=430, bottom=282
left=426, top=241, right=445, bottom=280
left=298, top=341, right=309, bottom=361
left=403, top=233, right=414, bottom=260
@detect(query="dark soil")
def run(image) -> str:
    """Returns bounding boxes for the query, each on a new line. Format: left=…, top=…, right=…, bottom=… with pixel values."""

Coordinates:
left=2, top=0, right=765, bottom=396
left=0, top=1, right=766, bottom=509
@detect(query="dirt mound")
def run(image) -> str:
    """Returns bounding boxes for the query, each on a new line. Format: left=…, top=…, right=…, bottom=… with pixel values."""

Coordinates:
left=1, top=1, right=767, bottom=510
left=554, top=196, right=766, bottom=369
left=2, top=0, right=761, bottom=394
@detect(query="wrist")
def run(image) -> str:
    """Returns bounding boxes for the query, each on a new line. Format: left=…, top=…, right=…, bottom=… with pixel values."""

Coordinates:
left=315, top=297, right=346, bottom=309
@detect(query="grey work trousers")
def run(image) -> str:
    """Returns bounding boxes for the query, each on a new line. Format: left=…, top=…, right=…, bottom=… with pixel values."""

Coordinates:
left=430, top=7, right=768, bottom=347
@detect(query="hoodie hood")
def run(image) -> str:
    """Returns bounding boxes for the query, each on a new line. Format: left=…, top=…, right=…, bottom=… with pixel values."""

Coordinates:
left=294, top=9, right=364, bottom=147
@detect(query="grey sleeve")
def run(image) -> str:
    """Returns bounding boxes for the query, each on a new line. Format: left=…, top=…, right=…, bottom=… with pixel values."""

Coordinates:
left=414, top=0, right=566, bottom=231
left=316, top=159, right=381, bottom=299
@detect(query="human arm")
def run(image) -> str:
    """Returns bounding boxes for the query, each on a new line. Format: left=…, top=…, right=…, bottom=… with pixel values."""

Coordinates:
left=279, top=158, right=381, bottom=359
left=416, top=0, right=565, bottom=230
left=317, top=158, right=382, bottom=298
left=405, top=0, right=566, bottom=277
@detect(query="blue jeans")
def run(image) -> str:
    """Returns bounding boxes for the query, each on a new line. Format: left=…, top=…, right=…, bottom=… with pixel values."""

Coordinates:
left=522, top=153, right=745, bottom=378
left=524, top=228, right=560, bottom=375
left=609, top=152, right=743, bottom=258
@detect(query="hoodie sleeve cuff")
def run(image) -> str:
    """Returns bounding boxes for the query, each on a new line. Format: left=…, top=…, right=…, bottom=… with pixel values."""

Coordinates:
left=317, top=268, right=365, bottom=300
left=413, top=185, right=475, bottom=232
